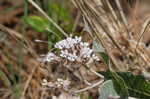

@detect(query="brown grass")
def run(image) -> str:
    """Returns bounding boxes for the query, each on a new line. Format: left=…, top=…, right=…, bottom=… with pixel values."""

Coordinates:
left=72, top=0, right=150, bottom=72
left=0, top=0, right=150, bottom=99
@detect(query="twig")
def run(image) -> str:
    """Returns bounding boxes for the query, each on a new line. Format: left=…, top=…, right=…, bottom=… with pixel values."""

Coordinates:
left=89, top=68, right=104, bottom=79
left=85, top=58, right=104, bottom=78
left=28, top=0, right=68, bottom=37
left=72, top=59, right=104, bottom=94
left=73, top=79, right=104, bottom=94
left=20, top=65, right=38, bottom=99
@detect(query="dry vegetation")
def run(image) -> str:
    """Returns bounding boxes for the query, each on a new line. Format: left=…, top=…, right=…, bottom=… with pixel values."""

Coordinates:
left=0, top=0, right=150, bottom=99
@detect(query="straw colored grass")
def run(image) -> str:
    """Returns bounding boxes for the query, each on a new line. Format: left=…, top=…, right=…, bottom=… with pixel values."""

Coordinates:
left=72, top=0, right=150, bottom=72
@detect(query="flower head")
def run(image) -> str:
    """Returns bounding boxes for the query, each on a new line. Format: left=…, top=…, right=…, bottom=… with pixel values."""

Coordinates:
left=38, top=52, right=60, bottom=62
left=54, top=36, right=100, bottom=62
left=39, top=36, right=100, bottom=63
left=42, top=78, right=71, bottom=91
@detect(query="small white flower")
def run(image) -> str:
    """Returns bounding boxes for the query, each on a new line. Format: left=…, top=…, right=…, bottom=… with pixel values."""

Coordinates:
left=43, top=36, right=100, bottom=63
left=42, top=78, right=71, bottom=90
left=45, top=52, right=56, bottom=62
left=38, top=52, right=60, bottom=62
left=57, top=78, right=64, bottom=82
left=42, top=79, right=48, bottom=86
left=92, top=54, right=100, bottom=61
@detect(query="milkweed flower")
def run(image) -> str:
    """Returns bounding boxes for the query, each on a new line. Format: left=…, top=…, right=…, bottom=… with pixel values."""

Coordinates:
left=38, top=36, right=100, bottom=63
left=38, top=52, right=60, bottom=62
left=54, top=36, right=100, bottom=62
left=42, top=78, right=71, bottom=91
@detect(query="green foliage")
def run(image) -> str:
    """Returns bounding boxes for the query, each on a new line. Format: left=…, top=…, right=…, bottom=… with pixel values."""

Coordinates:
left=88, top=96, right=93, bottom=99
left=47, top=1, right=74, bottom=32
left=116, top=72, right=150, bottom=99
left=7, top=64, right=21, bottom=98
left=99, top=52, right=109, bottom=65
left=0, top=64, right=21, bottom=98
left=24, top=0, right=28, bottom=17
left=45, top=0, right=72, bottom=21
left=109, top=71, right=129, bottom=98
left=11, top=84, right=21, bottom=99
left=100, top=70, right=150, bottom=98
left=0, top=69, right=11, bottom=87
left=6, top=64, right=20, bottom=85
left=50, top=3, right=72, bottom=21
left=24, top=0, right=74, bottom=49
left=80, top=92, right=92, bottom=99
left=24, top=16, right=50, bottom=32
left=98, top=80, right=119, bottom=99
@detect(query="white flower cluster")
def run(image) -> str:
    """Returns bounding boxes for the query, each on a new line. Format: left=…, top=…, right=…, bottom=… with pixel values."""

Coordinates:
left=55, top=36, right=82, bottom=49
left=38, top=52, right=60, bottom=62
left=54, top=36, right=99, bottom=62
left=39, top=36, right=99, bottom=62
left=42, top=78, right=71, bottom=91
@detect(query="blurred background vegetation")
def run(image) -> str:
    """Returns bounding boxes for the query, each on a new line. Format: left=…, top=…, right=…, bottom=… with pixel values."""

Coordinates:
left=0, top=0, right=81, bottom=98
left=0, top=0, right=150, bottom=99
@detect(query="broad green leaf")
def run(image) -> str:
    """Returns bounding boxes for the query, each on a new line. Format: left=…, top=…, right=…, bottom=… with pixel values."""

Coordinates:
left=99, top=80, right=119, bottom=99
left=116, top=72, right=150, bottom=99
left=110, top=71, right=129, bottom=98
left=24, top=16, right=49, bottom=32
left=100, top=71, right=150, bottom=98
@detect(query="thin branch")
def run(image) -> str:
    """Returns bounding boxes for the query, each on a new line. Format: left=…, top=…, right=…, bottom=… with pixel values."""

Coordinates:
left=72, top=79, right=104, bottom=94
left=20, top=65, right=38, bottom=99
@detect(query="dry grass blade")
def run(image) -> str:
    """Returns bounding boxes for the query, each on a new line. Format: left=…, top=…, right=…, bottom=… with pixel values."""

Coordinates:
left=72, top=0, right=150, bottom=72
left=135, top=17, right=150, bottom=50
left=115, top=0, right=128, bottom=26
left=0, top=24, right=43, bottom=99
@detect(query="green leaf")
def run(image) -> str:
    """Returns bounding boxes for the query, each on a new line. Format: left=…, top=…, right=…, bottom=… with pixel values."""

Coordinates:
left=100, top=71, right=150, bottom=98
left=24, top=16, right=49, bottom=32
left=88, top=96, right=93, bottom=99
left=109, top=71, right=129, bottom=98
left=116, top=72, right=150, bottom=99
left=99, top=52, right=109, bottom=65
left=99, top=80, right=119, bottom=99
